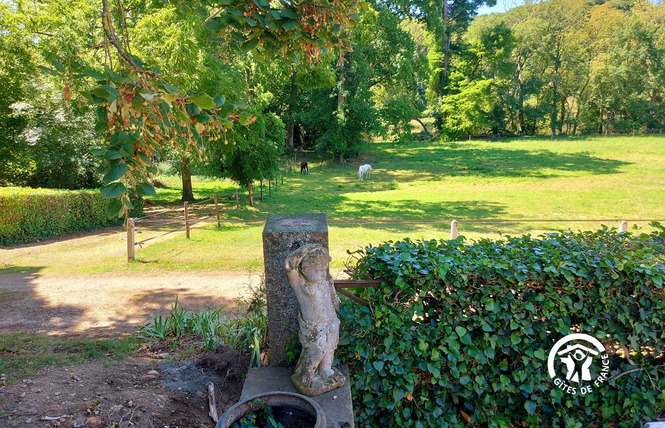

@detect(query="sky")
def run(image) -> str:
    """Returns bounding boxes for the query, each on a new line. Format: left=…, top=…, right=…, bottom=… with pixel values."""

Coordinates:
left=477, top=0, right=526, bottom=15
left=477, top=0, right=662, bottom=15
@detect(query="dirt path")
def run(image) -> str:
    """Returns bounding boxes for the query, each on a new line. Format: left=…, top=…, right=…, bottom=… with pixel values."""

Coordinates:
left=0, top=271, right=261, bottom=337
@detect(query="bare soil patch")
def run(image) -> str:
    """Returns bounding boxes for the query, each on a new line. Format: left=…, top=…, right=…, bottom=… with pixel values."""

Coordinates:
left=0, top=344, right=249, bottom=427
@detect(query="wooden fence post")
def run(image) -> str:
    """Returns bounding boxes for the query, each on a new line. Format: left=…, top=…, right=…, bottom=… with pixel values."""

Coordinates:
left=619, top=221, right=628, bottom=234
left=450, top=220, right=458, bottom=240
left=184, top=202, right=190, bottom=239
left=213, top=193, right=221, bottom=227
left=127, top=218, right=135, bottom=261
left=260, top=180, right=264, bottom=200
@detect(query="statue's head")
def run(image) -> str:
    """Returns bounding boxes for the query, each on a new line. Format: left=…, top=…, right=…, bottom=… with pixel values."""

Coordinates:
left=300, top=246, right=331, bottom=285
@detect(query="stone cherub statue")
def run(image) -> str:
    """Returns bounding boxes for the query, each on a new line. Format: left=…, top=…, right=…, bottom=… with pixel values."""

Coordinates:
left=285, top=243, right=346, bottom=396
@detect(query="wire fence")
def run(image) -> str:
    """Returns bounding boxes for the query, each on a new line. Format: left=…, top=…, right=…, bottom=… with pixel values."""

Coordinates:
left=125, top=200, right=665, bottom=262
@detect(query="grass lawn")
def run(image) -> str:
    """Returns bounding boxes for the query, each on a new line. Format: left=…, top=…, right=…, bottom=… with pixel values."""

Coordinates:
left=3, top=135, right=665, bottom=274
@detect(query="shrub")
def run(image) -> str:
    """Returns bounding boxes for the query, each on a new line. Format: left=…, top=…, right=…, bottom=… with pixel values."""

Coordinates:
left=340, top=225, right=665, bottom=427
left=0, top=186, right=140, bottom=245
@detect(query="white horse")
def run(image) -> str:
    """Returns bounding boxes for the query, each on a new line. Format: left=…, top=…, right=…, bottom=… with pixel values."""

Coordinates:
left=358, top=164, right=373, bottom=181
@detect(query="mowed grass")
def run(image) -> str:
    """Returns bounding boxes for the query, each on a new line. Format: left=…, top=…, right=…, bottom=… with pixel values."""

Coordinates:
left=3, top=135, right=665, bottom=274
left=0, top=333, right=138, bottom=382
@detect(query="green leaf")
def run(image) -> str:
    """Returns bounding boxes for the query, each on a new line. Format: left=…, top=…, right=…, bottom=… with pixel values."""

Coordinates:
left=103, top=163, right=128, bottom=184
left=100, top=182, right=127, bottom=199
left=53, top=60, right=65, bottom=72
left=534, top=349, right=546, bottom=360
left=455, top=326, right=467, bottom=338
left=82, top=69, right=106, bottom=80
left=92, top=85, right=120, bottom=102
left=204, top=19, right=221, bottom=31
left=280, top=9, right=299, bottom=19
left=282, top=20, right=300, bottom=31
left=105, top=150, right=123, bottom=160
left=136, top=183, right=157, bottom=197
left=195, top=113, right=212, bottom=124
left=241, top=38, right=260, bottom=52
left=373, top=361, right=384, bottom=371
left=524, top=400, right=537, bottom=415
left=38, top=65, right=61, bottom=77
left=91, top=148, right=106, bottom=157
left=105, top=199, right=124, bottom=219
left=191, top=93, right=216, bottom=110
left=213, top=95, right=226, bottom=107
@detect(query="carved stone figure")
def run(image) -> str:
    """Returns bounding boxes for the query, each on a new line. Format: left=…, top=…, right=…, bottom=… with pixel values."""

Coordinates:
left=285, top=243, right=346, bottom=396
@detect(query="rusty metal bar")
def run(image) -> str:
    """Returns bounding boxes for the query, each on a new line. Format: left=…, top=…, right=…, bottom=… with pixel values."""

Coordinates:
left=333, top=279, right=384, bottom=289
left=337, top=289, right=370, bottom=308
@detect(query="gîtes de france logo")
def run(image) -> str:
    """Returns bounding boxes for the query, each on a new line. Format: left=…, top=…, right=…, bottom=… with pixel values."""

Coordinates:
left=547, top=333, right=610, bottom=395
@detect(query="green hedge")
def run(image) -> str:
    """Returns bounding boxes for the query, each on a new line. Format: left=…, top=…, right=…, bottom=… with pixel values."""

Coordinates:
left=341, top=226, right=665, bottom=427
left=0, top=187, right=133, bottom=245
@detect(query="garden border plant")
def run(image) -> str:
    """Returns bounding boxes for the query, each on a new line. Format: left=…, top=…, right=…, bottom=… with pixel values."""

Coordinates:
left=340, top=224, right=665, bottom=427
left=0, top=187, right=141, bottom=245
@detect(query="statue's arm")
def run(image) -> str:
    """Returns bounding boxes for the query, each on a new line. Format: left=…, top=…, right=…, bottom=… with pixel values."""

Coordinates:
left=285, top=244, right=316, bottom=285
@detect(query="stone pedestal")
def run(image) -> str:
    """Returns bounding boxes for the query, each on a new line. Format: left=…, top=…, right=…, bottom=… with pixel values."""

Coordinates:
left=262, top=213, right=329, bottom=365
left=241, top=366, right=354, bottom=428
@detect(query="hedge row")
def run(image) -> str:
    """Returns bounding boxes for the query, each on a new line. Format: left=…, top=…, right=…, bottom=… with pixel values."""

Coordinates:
left=340, top=226, right=665, bottom=427
left=0, top=187, right=138, bottom=245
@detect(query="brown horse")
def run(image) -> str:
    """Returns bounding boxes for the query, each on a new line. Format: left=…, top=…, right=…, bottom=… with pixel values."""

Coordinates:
left=300, top=161, right=309, bottom=175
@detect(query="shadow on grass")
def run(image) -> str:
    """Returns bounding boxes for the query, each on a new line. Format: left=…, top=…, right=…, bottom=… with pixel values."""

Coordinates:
left=375, top=144, right=630, bottom=181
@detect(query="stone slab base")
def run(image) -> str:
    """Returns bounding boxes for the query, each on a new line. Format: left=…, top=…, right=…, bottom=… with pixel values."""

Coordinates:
left=241, top=365, right=354, bottom=428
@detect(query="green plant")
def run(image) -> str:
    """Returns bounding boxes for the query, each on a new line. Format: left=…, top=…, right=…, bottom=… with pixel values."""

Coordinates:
left=138, top=286, right=268, bottom=355
left=0, top=333, right=138, bottom=383
left=230, top=400, right=285, bottom=428
left=340, top=225, right=665, bottom=427
left=0, top=186, right=134, bottom=245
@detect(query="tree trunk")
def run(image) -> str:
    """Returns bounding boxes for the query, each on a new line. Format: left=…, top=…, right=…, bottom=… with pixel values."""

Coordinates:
left=413, top=117, right=430, bottom=135
left=337, top=54, right=345, bottom=111
left=286, top=72, right=297, bottom=148
left=180, top=156, right=194, bottom=202
left=248, top=182, right=254, bottom=207
left=517, top=58, right=525, bottom=135
left=559, top=98, right=566, bottom=135
left=442, top=0, right=450, bottom=91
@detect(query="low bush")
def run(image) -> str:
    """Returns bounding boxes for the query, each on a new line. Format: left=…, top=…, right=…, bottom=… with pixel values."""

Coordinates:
left=340, top=225, right=665, bottom=427
left=0, top=187, right=141, bottom=245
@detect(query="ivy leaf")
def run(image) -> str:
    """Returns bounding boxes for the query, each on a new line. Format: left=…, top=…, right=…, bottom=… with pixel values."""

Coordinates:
left=100, top=182, right=127, bottom=199
left=524, top=400, right=537, bottom=415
